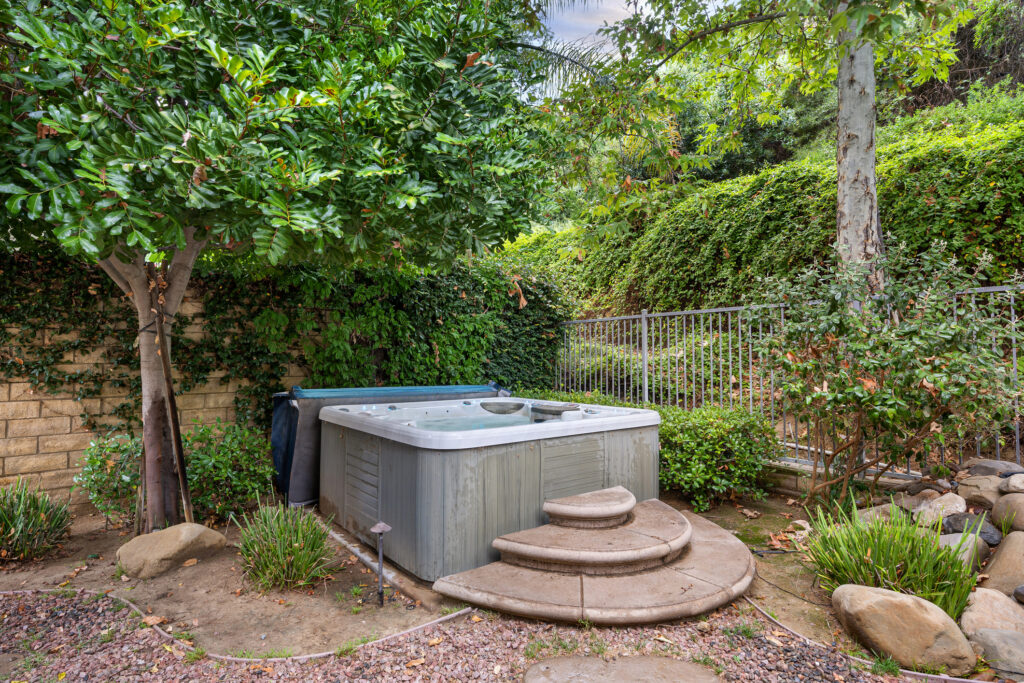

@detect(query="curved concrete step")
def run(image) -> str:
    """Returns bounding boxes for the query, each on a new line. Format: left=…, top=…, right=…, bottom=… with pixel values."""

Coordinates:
left=543, top=485, right=636, bottom=529
left=433, top=509, right=755, bottom=625
left=495, top=499, right=691, bottom=575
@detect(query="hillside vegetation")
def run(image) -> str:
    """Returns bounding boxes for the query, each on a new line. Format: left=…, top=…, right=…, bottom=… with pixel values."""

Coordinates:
left=502, top=86, right=1024, bottom=314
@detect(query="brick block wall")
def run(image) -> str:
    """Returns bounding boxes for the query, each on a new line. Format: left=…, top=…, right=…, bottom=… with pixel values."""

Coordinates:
left=0, top=297, right=307, bottom=510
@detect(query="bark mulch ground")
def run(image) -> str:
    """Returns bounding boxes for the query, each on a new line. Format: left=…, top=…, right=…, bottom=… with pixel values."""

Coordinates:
left=0, top=591, right=905, bottom=682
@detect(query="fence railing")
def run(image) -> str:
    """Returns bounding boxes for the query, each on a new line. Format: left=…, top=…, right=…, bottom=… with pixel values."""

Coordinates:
left=557, top=286, right=1024, bottom=473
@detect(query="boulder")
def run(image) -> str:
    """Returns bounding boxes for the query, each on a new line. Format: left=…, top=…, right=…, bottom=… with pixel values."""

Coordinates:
left=914, top=493, right=967, bottom=526
left=967, top=458, right=1024, bottom=477
left=117, top=523, right=227, bottom=580
left=992, top=494, right=1024, bottom=533
left=1000, top=474, right=1024, bottom=494
left=942, top=512, right=1003, bottom=547
left=1016, top=586, right=1024, bottom=605
left=892, top=489, right=940, bottom=513
left=957, top=475, right=1004, bottom=509
left=968, top=629, right=1024, bottom=681
left=960, top=588, right=1024, bottom=637
left=982, top=532, right=1024, bottom=596
left=856, top=504, right=905, bottom=523
left=938, top=532, right=990, bottom=571
left=831, top=584, right=976, bottom=676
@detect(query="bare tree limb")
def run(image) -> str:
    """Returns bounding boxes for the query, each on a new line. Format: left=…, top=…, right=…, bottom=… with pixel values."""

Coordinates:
left=97, top=257, right=133, bottom=296
left=162, top=226, right=207, bottom=315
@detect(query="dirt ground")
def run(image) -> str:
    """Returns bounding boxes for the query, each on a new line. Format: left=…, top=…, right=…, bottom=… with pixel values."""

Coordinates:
left=0, top=513, right=451, bottom=661
left=1, top=491, right=865, bottom=672
left=660, top=491, right=866, bottom=656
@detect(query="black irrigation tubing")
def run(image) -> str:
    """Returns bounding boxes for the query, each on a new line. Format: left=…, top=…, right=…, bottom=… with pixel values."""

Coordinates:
left=743, top=596, right=986, bottom=683
left=0, top=588, right=474, bottom=665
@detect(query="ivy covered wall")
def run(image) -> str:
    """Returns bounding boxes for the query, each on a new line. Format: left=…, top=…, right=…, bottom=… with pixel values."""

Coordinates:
left=0, top=247, right=567, bottom=501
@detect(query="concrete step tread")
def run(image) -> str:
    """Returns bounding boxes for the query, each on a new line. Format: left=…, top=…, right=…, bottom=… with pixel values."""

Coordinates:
left=494, top=499, right=690, bottom=567
left=543, top=485, right=636, bottom=521
left=434, top=510, right=755, bottom=625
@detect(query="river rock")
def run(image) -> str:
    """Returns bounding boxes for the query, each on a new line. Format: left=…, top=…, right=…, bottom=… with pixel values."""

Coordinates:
left=938, top=532, right=990, bottom=571
left=993, top=493, right=1024, bottom=533
left=958, top=475, right=1004, bottom=509
left=982, top=532, right=1024, bottom=596
left=893, top=489, right=940, bottom=513
left=1016, top=586, right=1024, bottom=605
left=1000, top=474, right=1024, bottom=494
left=117, top=523, right=227, bottom=579
left=832, top=584, right=976, bottom=676
left=914, top=493, right=967, bottom=526
left=942, top=512, right=1003, bottom=546
left=961, top=588, right=1024, bottom=637
left=857, top=504, right=904, bottom=523
left=967, top=458, right=1024, bottom=477
left=968, top=629, right=1024, bottom=682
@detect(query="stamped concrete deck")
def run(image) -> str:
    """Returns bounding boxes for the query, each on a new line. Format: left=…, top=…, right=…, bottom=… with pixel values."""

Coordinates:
left=433, top=488, right=755, bottom=625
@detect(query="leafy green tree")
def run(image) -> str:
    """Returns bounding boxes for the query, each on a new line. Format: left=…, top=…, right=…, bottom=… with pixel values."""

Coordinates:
left=1, top=0, right=554, bottom=530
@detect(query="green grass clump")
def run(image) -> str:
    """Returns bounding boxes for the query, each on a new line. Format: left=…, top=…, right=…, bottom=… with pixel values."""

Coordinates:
left=0, top=478, right=70, bottom=562
left=236, top=504, right=334, bottom=591
left=805, top=503, right=977, bottom=619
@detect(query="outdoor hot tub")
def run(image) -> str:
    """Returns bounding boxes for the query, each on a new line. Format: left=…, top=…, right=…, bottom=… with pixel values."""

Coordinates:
left=318, top=397, right=660, bottom=581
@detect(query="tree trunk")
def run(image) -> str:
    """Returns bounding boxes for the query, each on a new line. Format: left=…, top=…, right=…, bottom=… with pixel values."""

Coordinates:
left=835, top=22, right=884, bottom=290
left=98, top=228, right=206, bottom=532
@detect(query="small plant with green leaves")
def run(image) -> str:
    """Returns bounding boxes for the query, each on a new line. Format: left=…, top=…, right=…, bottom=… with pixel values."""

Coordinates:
left=998, top=511, right=1017, bottom=537
left=349, top=585, right=364, bottom=598
left=236, top=504, right=334, bottom=591
left=805, top=502, right=978, bottom=619
left=335, top=634, right=376, bottom=657
left=440, top=604, right=467, bottom=616
left=871, top=655, right=901, bottom=676
left=0, top=478, right=71, bottom=562
left=350, top=605, right=361, bottom=615
left=185, top=648, right=207, bottom=663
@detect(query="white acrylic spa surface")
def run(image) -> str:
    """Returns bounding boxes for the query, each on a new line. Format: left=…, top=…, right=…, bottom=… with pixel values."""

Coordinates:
left=318, top=398, right=659, bottom=450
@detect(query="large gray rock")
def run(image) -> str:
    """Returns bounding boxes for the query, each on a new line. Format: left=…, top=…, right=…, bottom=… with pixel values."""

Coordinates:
left=914, top=492, right=967, bottom=526
left=967, top=458, right=1024, bottom=477
left=892, top=489, right=940, bottom=513
left=993, top=493, right=1024, bottom=533
left=116, top=523, right=227, bottom=579
left=960, top=588, right=1024, bottom=637
left=856, top=504, right=905, bottom=523
left=938, top=532, right=990, bottom=571
left=957, top=475, right=1004, bottom=509
left=942, top=512, right=1003, bottom=546
left=982, top=532, right=1024, bottom=596
left=968, top=629, right=1024, bottom=682
left=1000, top=474, right=1024, bottom=494
left=832, top=584, right=976, bottom=676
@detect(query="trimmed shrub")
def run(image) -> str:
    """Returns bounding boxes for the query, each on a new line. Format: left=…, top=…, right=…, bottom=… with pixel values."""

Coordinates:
left=805, top=504, right=977, bottom=619
left=658, top=406, right=778, bottom=511
left=75, top=422, right=275, bottom=525
left=237, top=504, right=334, bottom=590
left=0, top=479, right=70, bottom=562
left=516, top=389, right=779, bottom=511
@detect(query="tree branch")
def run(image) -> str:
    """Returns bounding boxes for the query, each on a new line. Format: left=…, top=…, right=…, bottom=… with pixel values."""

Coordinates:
left=97, top=253, right=147, bottom=299
left=645, top=12, right=787, bottom=78
left=162, top=227, right=207, bottom=315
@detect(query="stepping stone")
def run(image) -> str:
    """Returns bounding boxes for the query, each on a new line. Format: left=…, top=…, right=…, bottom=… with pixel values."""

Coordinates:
left=523, top=656, right=723, bottom=682
left=543, top=486, right=636, bottom=529
left=495, top=499, right=691, bottom=575
left=434, top=509, right=755, bottom=625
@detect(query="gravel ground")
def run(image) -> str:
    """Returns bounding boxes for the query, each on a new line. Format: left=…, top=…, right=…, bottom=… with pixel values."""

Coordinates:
left=1, top=591, right=904, bottom=682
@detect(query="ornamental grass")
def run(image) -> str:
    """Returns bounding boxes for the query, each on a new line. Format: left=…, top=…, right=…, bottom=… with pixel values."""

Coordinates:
left=805, top=503, right=977, bottom=619
left=0, top=478, right=70, bottom=562
left=236, top=503, right=334, bottom=591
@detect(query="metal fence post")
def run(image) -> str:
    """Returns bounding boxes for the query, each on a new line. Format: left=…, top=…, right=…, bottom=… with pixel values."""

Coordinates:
left=641, top=309, right=649, bottom=403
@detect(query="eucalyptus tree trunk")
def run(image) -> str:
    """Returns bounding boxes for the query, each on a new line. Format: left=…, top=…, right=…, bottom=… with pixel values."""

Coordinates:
left=835, top=22, right=885, bottom=292
left=97, top=228, right=206, bottom=532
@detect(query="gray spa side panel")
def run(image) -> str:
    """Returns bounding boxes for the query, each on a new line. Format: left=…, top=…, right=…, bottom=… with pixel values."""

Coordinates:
left=319, top=425, right=659, bottom=582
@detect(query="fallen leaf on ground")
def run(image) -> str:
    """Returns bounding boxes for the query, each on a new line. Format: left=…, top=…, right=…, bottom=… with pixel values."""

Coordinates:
left=142, top=616, right=166, bottom=626
left=740, top=508, right=762, bottom=520
left=234, top=589, right=242, bottom=596
left=765, top=635, right=785, bottom=647
left=427, top=637, right=443, bottom=646
left=786, top=498, right=799, bottom=506
left=470, top=615, right=483, bottom=622
left=406, top=658, right=425, bottom=668
left=182, top=558, right=198, bottom=567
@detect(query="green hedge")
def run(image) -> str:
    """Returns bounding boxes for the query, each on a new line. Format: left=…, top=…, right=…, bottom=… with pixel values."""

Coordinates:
left=0, top=247, right=568, bottom=431
left=504, top=90, right=1024, bottom=312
